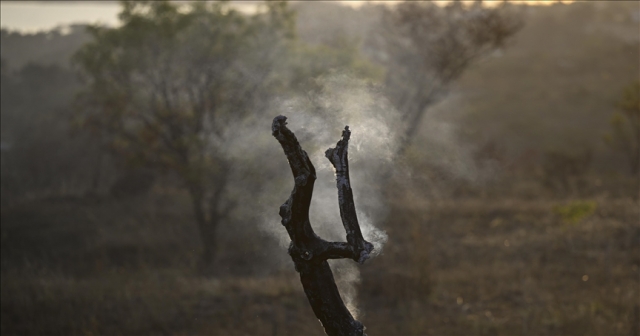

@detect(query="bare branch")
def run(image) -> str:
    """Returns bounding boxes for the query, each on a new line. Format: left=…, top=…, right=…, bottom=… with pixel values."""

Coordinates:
left=325, top=126, right=374, bottom=264
left=272, top=115, right=317, bottom=245
left=273, top=116, right=374, bottom=336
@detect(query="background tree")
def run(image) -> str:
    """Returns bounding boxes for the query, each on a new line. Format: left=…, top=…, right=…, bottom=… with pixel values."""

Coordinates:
left=374, top=1, right=522, bottom=152
left=72, top=0, right=380, bottom=269
left=604, top=81, right=640, bottom=175
left=73, top=1, right=297, bottom=268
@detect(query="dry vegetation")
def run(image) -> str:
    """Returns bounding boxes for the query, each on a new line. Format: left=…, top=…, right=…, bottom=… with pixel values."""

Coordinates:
left=1, top=1, right=639, bottom=335
left=363, top=186, right=639, bottom=335
left=2, top=177, right=638, bottom=335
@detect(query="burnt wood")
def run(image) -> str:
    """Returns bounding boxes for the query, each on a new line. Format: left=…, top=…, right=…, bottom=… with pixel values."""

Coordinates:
left=272, top=116, right=375, bottom=336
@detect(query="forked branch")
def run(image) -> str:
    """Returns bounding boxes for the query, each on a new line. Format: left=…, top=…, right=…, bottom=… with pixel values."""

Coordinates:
left=272, top=116, right=375, bottom=336
left=325, top=126, right=374, bottom=263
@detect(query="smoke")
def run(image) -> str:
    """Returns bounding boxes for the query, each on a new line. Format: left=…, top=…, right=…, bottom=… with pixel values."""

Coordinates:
left=223, top=73, right=401, bottom=317
left=376, top=89, right=506, bottom=203
left=280, top=74, right=403, bottom=318
left=274, top=74, right=399, bottom=248
left=224, top=73, right=493, bottom=318
left=420, top=98, right=481, bottom=179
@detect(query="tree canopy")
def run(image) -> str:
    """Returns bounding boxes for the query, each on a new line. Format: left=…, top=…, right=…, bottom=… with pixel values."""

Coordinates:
left=73, top=0, right=381, bottom=267
left=375, top=1, right=522, bottom=152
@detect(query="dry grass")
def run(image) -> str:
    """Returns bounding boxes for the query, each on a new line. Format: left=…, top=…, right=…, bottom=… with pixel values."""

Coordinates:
left=361, top=193, right=639, bottom=335
left=1, top=270, right=323, bottom=335
left=1, top=181, right=639, bottom=335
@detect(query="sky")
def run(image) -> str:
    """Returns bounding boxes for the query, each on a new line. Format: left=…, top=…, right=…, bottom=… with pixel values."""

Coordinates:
left=1, top=1, right=573, bottom=33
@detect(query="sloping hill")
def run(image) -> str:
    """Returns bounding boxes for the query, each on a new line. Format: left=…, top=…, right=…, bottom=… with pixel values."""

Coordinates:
left=447, top=2, right=639, bottom=171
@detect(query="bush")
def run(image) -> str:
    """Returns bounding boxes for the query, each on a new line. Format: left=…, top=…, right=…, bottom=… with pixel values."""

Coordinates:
left=552, top=200, right=597, bottom=225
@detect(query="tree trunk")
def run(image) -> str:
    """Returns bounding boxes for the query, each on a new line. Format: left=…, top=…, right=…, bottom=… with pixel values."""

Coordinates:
left=633, top=121, right=639, bottom=176
left=200, top=218, right=219, bottom=268
left=272, top=116, right=376, bottom=336
left=189, top=186, right=219, bottom=269
left=397, top=93, right=440, bottom=155
left=91, top=151, right=103, bottom=192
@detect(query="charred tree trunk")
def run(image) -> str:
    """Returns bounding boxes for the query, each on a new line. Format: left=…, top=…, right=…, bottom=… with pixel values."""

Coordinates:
left=272, top=116, right=376, bottom=336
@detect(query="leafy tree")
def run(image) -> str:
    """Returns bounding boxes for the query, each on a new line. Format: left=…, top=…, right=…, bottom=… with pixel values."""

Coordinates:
left=73, top=1, right=297, bottom=268
left=73, top=1, right=380, bottom=268
left=604, top=81, right=640, bottom=175
left=374, top=1, right=522, bottom=152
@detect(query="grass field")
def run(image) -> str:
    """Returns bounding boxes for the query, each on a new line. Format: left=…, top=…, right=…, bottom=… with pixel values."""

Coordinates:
left=1, top=179, right=639, bottom=335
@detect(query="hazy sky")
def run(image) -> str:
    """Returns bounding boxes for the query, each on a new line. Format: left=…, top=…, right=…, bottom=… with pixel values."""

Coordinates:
left=1, top=1, right=571, bottom=33
left=1, top=1, right=253, bottom=32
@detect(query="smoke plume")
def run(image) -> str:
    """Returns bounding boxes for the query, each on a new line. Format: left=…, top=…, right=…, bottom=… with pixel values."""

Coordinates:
left=225, top=73, right=401, bottom=317
left=223, top=73, right=499, bottom=317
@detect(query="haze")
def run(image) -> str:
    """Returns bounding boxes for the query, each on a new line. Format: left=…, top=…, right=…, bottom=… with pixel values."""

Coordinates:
left=2, top=0, right=575, bottom=32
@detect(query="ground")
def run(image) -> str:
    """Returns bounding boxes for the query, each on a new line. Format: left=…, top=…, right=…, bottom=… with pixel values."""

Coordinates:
left=1, top=179, right=638, bottom=335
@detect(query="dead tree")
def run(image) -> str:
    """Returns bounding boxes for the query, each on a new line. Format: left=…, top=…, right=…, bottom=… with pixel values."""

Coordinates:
left=272, top=116, right=375, bottom=336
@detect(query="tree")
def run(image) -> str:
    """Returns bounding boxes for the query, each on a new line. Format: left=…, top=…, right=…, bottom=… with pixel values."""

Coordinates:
left=73, top=1, right=297, bottom=268
left=272, top=116, right=374, bottom=336
left=604, top=81, right=640, bottom=176
left=375, top=1, right=522, bottom=152
left=72, top=1, right=380, bottom=269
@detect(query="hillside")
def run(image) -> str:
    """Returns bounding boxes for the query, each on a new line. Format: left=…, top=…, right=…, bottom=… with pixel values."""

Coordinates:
left=447, top=2, right=639, bottom=171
